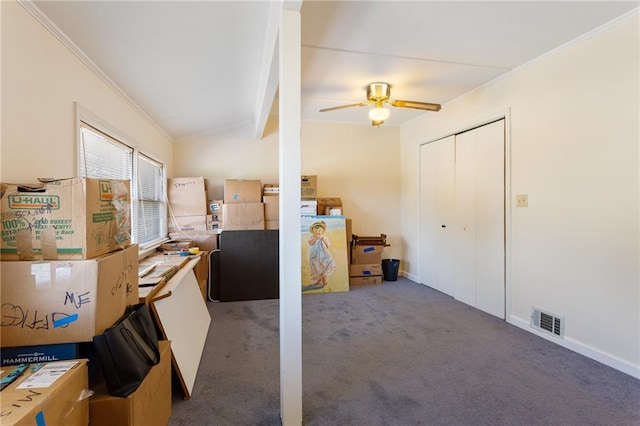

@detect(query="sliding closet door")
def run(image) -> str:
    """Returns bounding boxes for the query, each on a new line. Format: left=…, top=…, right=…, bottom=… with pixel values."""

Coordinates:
left=454, top=120, right=505, bottom=318
left=419, top=136, right=455, bottom=296
left=453, top=130, right=477, bottom=307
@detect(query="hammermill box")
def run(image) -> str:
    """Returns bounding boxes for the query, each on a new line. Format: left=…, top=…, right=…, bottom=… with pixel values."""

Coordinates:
left=0, top=178, right=131, bottom=260
left=0, top=359, right=89, bottom=425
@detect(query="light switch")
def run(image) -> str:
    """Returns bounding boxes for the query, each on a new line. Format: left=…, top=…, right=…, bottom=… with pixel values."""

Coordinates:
left=516, top=194, right=528, bottom=207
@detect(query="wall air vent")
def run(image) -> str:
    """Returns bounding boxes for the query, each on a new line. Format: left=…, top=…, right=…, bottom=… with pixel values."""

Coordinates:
left=531, top=308, right=564, bottom=338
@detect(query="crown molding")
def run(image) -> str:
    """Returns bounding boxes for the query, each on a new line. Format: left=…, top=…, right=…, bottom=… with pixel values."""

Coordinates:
left=18, top=0, right=173, bottom=142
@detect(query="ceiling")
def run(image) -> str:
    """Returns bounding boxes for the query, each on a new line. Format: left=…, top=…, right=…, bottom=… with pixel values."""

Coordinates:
left=29, top=1, right=638, bottom=141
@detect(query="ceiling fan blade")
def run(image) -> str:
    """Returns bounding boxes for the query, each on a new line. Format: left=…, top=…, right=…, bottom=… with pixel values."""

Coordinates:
left=390, top=100, right=441, bottom=111
left=319, top=102, right=369, bottom=113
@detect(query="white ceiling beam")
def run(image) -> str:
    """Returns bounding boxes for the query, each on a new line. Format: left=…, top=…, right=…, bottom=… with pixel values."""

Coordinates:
left=253, top=1, right=283, bottom=139
left=253, top=1, right=302, bottom=140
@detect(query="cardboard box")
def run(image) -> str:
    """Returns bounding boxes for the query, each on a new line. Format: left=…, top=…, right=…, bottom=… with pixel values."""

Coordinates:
left=222, top=203, right=264, bottom=230
left=224, top=179, right=262, bottom=204
left=169, top=232, right=218, bottom=251
left=168, top=215, right=208, bottom=232
left=300, top=200, right=318, bottom=215
left=193, top=252, right=209, bottom=301
left=350, top=263, right=383, bottom=277
left=352, top=233, right=388, bottom=246
left=317, top=197, right=343, bottom=216
left=263, top=195, right=279, bottom=220
left=89, top=341, right=171, bottom=426
left=349, top=275, right=383, bottom=286
left=208, top=199, right=223, bottom=214
left=0, top=244, right=138, bottom=347
left=168, top=177, right=207, bottom=217
left=351, top=245, right=384, bottom=265
left=263, top=184, right=279, bottom=196
left=1, top=342, right=93, bottom=367
left=0, top=359, right=89, bottom=426
left=206, top=215, right=222, bottom=229
left=265, top=220, right=279, bottom=230
left=165, top=215, right=220, bottom=231
left=0, top=178, right=131, bottom=260
left=301, top=175, right=317, bottom=200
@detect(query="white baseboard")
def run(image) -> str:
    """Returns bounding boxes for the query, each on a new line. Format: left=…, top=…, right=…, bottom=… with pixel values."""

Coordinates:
left=396, top=273, right=638, bottom=378
left=508, top=315, right=640, bottom=379
left=400, top=270, right=419, bottom=282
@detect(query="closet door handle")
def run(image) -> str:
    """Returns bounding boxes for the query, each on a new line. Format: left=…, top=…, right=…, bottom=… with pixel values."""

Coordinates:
left=441, top=225, right=446, bottom=228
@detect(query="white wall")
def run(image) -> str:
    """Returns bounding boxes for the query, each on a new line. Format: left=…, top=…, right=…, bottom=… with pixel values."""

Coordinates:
left=1, top=1, right=173, bottom=182
left=173, top=118, right=403, bottom=259
left=401, top=13, right=639, bottom=376
left=172, top=120, right=281, bottom=200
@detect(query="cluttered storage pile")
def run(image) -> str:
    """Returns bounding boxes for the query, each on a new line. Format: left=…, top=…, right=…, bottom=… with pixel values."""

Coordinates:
left=349, top=234, right=390, bottom=285
left=0, top=177, right=171, bottom=425
left=167, top=176, right=219, bottom=251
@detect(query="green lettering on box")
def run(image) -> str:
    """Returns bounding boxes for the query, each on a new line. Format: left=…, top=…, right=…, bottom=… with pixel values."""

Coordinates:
left=0, top=247, right=83, bottom=254
left=7, top=195, right=60, bottom=210
left=56, top=248, right=84, bottom=254
left=93, top=212, right=114, bottom=223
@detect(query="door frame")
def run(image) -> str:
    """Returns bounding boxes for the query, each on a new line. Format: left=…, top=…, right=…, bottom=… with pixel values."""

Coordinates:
left=417, top=108, right=512, bottom=320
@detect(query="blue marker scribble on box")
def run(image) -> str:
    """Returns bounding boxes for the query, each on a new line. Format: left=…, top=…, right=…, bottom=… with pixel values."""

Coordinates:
left=53, top=313, right=78, bottom=328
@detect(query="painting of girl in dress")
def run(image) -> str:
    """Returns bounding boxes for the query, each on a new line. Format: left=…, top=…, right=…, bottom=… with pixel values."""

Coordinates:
left=301, top=215, right=349, bottom=294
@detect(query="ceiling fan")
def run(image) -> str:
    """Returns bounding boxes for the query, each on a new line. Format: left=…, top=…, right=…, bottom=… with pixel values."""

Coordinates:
left=319, top=82, right=441, bottom=126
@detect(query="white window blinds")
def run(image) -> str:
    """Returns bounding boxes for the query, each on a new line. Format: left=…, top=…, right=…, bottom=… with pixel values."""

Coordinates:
left=79, top=125, right=133, bottom=180
left=79, top=122, right=166, bottom=248
left=136, top=154, right=164, bottom=246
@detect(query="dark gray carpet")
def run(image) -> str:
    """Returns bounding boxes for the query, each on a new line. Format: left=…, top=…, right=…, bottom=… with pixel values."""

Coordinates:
left=169, top=278, right=640, bottom=425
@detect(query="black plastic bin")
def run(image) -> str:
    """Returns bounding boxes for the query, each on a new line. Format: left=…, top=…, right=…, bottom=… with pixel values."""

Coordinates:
left=382, top=258, right=400, bottom=281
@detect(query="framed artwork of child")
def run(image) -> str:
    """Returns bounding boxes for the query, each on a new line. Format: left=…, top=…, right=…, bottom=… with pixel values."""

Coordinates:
left=301, top=215, right=349, bottom=294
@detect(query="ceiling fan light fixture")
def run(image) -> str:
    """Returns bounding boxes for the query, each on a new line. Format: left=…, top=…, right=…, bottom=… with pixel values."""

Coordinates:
left=368, top=105, right=390, bottom=121
left=319, top=81, right=441, bottom=123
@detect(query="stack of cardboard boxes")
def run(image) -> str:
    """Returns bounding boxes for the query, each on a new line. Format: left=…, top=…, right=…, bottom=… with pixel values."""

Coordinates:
left=169, top=176, right=343, bottom=231
left=317, top=197, right=343, bottom=216
left=300, top=175, right=317, bottom=215
left=262, top=175, right=323, bottom=223
left=263, top=184, right=279, bottom=229
left=167, top=176, right=218, bottom=251
left=0, top=177, right=172, bottom=425
left=208, top=199, right=223, bottom=229
left=218, top=176, right=322, bottom=230
left=222, top=179, right=264, bottom=230
left=349, top=234, right=388, bottom=285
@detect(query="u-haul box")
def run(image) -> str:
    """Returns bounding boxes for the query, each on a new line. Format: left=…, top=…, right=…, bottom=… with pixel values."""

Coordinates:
left=0, top=178, right=131, bottom=260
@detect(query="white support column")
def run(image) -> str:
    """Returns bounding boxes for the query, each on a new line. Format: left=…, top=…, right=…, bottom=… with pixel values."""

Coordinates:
left=279, top=7, right=302, bottom=426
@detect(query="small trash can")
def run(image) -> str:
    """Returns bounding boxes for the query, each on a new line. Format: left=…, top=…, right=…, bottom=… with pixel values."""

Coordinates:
left=382, top=258, right=400, bottom=281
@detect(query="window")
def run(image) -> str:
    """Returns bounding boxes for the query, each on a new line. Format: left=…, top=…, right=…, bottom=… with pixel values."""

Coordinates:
left=79, top=122, right=166, bottom=249
left=136, top=154, right=164, bottom=245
